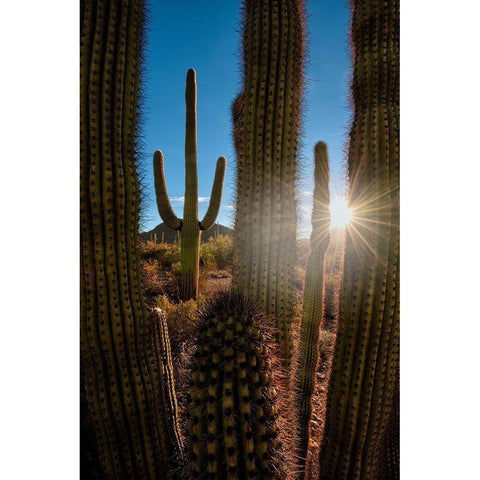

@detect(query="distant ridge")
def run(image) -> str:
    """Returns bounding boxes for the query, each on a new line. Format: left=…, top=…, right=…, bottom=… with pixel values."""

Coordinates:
left=140, top=223, right=233, bottom=244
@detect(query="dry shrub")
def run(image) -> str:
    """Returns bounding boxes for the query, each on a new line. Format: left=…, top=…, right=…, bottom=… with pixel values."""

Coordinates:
left=141, top=258, right=163, bottom=297
left=318, top=328, right=337, bottom=356
left=202, top=258, right=218, bottom=272
left=139, top=240, right=180, bottom=269
left=156, top=294, right=207, bottom=357
left=304, top=327, right=337, bottom=479
left=200, top=234, right=234, bottom=271
left=208, top=270, right=232, bottom=279
left=141, top=257, right=182, bottom=302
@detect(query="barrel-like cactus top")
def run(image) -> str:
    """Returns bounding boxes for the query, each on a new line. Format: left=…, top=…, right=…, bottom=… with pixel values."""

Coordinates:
left=185, top=292, right=286, bottom=479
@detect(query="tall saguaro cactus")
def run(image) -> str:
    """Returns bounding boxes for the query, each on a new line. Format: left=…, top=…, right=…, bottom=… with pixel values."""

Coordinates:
left=80, top=0, right=183, bottom=477
left=233, top=0, right=306, bottom=366
left=319, top=0, right=400, bottom=479
left=295, top=142, right=330, bottom=475
left=154, top=69, right=226, bottom=300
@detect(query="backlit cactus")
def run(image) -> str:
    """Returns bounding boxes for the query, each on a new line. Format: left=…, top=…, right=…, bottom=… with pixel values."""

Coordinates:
left=185, top=292, right=285, bottom=479
left=80, top=0, right=183, bottom=477
left=295, top=142, right=330, bottom=475
left=154, top=69, right=226, bottom=300
left=378, top=377, right=399, bottom=480
left=233, top=0, right=306, bottom=366
left=319, top=0, right=400, bottom=478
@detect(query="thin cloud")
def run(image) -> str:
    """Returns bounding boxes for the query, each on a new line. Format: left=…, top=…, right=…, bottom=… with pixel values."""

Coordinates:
left=300, top=190, right=313, bottom=197
left=169, top=196, right=210, bottom=203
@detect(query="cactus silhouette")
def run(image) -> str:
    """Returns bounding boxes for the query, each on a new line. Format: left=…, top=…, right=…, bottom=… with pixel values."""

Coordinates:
left=185, top=292, right=285, bottom=479
left=378, top=376, right=399, bottom=480
left=233, top=0, right=306, bottom=367
left=319, top=0, right=400, bottom=478
left=80, top=0, right=183, bottom=477
left=154, top=69, right=226, bottom=301
left=295, top=142, right=331, bottom=476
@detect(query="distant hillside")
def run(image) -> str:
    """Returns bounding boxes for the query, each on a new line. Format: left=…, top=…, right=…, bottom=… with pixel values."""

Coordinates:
left=140, top=223, right=233, bottom=244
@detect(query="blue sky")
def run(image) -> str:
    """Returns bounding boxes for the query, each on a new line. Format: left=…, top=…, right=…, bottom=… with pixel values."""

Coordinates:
left=141, top=0, right=351, bottom=237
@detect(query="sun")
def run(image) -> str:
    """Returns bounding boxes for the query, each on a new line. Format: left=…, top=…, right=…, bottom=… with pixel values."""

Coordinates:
left=330, top=197, right=353, bottom=229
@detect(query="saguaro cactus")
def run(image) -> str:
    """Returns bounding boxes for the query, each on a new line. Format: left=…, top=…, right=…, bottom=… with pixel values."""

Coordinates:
left=319, top=0, right=400, bottom=479
left=378, top=376, right=399, bottom=480
left=185, top=292, right=285, bottom=479
left=233, top=0, right=306, bottom=366
left=295, top=142, right=330, bottom=475
left=80, top=0, right=183, bottom=477
left=154, top=69, right=226, bottom=300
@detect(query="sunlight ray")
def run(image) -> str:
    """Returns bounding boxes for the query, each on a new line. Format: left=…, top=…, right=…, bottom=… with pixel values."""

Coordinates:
left=347, top=222, right=378, bottom=257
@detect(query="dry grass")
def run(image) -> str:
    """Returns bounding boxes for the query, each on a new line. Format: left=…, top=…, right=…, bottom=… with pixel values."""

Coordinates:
left=304, top=328, right=337, bottom=480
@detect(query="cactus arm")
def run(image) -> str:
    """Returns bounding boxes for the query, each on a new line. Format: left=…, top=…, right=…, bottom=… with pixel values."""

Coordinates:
left=199, top=156, right=227, bottom=231
left=295, top=141, right=331, bottom=475
left=153, top=150, right=182, bottom=230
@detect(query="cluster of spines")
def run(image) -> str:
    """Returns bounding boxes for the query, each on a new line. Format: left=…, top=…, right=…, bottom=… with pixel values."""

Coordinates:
left=319, top=0, right=400, bottom=478
left=80, top=0, right=183, bottom=477
left=294, top=142, right=331, bottom=476
left=233, top=0, right=306, bottom=367
left=185, top=293, right=285, bottom=479
left=154, top=68, right=226, bottom=300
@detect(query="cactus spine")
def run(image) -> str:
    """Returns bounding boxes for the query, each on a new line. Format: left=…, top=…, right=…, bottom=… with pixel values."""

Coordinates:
left=233, top=0, right=306, bottom=366
left=295, top=142, right=330, bottom=475
left=80, top=0, right=183, bottom=477
left=186, top=293, right=285, bottom=479
left=319, top=0, right=400, bottom=478
left=154, top=69, right=227, bottom=300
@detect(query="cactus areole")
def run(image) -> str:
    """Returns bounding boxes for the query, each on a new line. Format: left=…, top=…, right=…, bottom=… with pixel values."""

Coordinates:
left=154, top=69, right=226, bottom=300
left=233, top=0, right=306, bottom=367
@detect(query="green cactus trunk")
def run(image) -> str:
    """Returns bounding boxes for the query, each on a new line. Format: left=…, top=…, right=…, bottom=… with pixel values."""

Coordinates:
left=319, top=0, right=399, bottom=479
left=80, top=1, right=183, bottom=477
left=233, top=0, right=306, bottom=367
left=186, top=293, right=285, bottom=479
left=295, top=142, right=331, bottom=475
left=154, top=69, right=226, bottom=301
